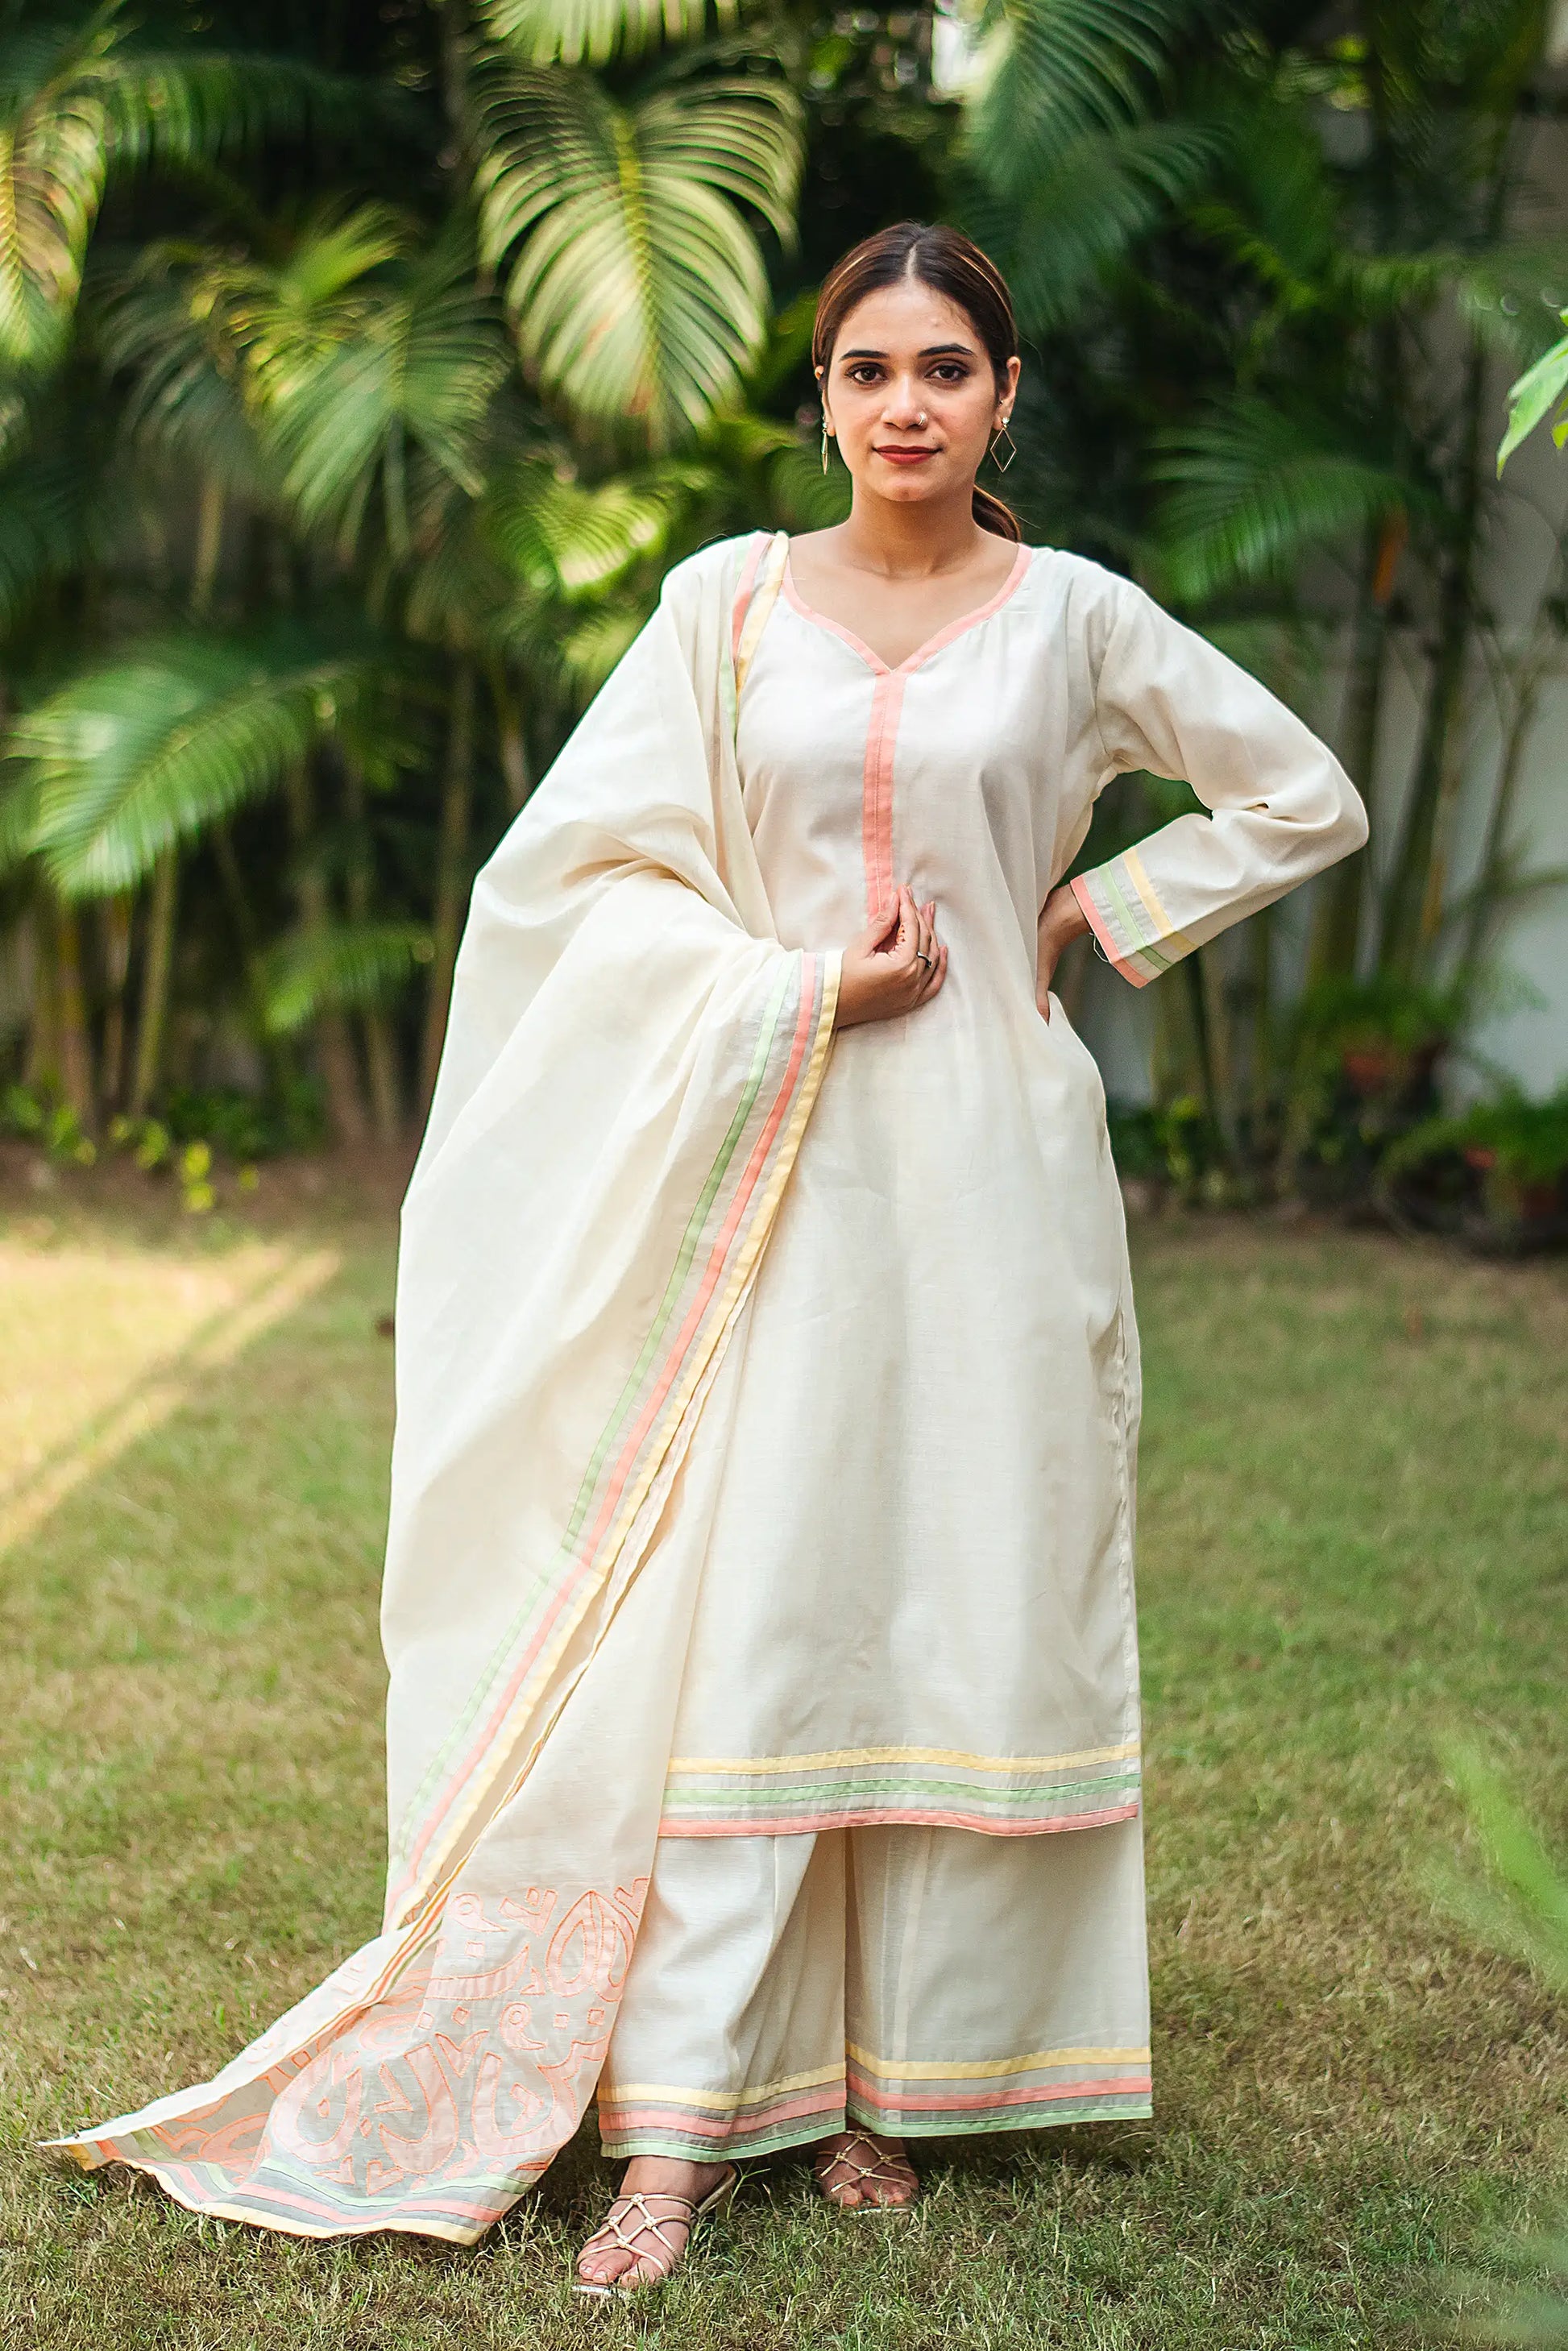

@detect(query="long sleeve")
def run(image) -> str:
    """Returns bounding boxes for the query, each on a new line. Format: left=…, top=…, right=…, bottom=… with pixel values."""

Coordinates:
left=1068, top=575, right=1369, bottom=987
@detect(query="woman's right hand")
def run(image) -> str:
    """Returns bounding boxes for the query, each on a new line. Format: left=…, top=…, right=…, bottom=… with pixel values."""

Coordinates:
left=834, top=884, right=948, bottom=1030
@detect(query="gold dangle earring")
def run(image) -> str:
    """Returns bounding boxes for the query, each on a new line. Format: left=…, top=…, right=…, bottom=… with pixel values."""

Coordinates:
left=820, top=413, right=832, bottom=473
left=989, top=417, right=1018, bottom=473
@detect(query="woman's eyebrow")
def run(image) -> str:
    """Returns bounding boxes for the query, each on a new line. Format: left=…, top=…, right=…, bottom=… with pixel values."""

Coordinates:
left=837, top=342, right=977, bottom=360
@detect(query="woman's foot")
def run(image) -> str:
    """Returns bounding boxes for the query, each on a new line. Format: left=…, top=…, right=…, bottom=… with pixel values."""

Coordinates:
left=812, top=2129, right=919, bottom=2210
left=575, top=2156, right=735, bottom=2295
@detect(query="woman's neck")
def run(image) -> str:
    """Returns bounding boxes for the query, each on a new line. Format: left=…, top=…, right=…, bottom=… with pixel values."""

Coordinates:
left=835, top=488, right=986, bottom=581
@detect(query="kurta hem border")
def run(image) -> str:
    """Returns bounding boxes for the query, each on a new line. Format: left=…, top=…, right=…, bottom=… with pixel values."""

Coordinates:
left=658, top=1744, right=1141, bottom=1836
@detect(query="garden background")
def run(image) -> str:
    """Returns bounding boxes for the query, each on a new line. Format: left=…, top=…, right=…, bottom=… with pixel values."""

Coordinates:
left=1, top=2, right=1566, bottom=2346
left=1, top=0, right=1566, bottom=1221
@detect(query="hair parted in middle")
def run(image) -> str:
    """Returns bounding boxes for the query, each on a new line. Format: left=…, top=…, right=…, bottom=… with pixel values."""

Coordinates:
left=811, top=222, right=1022, bottom=541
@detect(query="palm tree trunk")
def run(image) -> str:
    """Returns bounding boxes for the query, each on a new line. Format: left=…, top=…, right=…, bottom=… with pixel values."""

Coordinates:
left=342, top=757, right=403, bottom=1143
left=210, top=822, right=292, bottom=1096
left=191, top=479, right=226, bottom=622
left=130, top=851, right=178, bottom=1118
left=1190, top=949, right=1232, bottom=1167
left=284, top=763, right=369, bottom=1148
left=1309, top=511, right=1399, bottom=984
left=99, top=894, right=133, bottom=1112
left=420, top=661, right=476, bottom=1116
left=1247, top=905, right=1275, bottom=1163
left=23, top=906, right=58, bottom=1093
left=487, top=657, right=532, bottom=813
left=55, top=904, right=94, bottom=1130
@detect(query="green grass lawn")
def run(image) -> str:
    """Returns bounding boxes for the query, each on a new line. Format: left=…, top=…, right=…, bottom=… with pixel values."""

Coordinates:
left=1, top=1180, right=1563, bottom=2349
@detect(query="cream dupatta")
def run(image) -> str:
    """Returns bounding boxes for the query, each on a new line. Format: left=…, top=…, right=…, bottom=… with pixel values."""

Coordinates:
left=53, top=533, right=836, bottom=2241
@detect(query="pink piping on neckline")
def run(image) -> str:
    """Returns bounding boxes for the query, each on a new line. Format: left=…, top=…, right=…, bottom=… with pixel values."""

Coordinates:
left=779, top=537, right=1033, bottom=678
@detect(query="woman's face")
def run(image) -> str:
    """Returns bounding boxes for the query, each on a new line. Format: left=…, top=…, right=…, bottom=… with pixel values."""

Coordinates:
left=819, top=276, right=1018, bottom=512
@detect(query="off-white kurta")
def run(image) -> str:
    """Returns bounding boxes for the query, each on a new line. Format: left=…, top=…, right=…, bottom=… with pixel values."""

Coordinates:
left=660, top=532, right=1367, bottom=1840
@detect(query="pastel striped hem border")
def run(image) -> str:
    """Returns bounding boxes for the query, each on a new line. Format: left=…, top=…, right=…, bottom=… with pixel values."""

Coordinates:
left=597, top=2066, right=1153, bottom=2157
left=598, top=2079, right=845, bottom=2160
left=1070, top=846, right=1197, bottom=987
left=658, top=1800, right=1140, bottom=1838
left=658, top=1748, right=1141, bottom=1837
left=106, top=2157, right=529, bottom=2245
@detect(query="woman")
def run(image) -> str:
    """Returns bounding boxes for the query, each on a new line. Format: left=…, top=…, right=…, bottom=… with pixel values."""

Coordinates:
left=56, top=225, right=1367, bottom=2293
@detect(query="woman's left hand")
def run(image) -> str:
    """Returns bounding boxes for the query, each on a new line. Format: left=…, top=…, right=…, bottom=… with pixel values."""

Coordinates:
left=1035, top=885, right=1089, bottom=1022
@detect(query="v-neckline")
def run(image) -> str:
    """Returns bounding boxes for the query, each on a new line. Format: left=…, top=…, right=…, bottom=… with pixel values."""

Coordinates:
left=779, top=538, right=1034, bottom=678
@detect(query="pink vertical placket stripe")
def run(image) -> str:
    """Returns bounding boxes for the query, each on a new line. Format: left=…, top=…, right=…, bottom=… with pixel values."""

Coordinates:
left=403, top=959, right=823, bottom=1883
left=861, top=672, right=904, bottom=923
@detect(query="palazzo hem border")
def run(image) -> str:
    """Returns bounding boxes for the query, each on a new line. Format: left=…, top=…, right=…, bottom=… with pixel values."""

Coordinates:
left=598, top=2094, right=1154, bottom=2162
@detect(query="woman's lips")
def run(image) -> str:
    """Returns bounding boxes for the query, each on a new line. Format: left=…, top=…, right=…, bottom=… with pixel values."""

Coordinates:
left=873, top=446, right=939, bottom=466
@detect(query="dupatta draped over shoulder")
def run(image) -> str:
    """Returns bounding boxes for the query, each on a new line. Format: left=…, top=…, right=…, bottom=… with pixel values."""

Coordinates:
left=52, top=533, right=840, bottom=2241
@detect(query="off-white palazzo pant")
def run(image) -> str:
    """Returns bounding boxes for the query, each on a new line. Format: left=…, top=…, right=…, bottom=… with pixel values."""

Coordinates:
left=596, top=1819, right=1152, bottom=2160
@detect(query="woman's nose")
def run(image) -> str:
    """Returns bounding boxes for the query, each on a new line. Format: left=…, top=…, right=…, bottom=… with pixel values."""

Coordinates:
left=881, top=375, right=927, bottom=426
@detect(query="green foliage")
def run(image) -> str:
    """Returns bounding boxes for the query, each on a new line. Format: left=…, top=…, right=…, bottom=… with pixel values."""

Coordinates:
left=9, top=633, right=382, bottom=894
left=1498, top=317, right=1568, bottom=471
left=0, top=0, right=1558, bottom=1188
left=1427, top=1748, right=1568, bottom=2345
left=480, top=0, right=726, bottom=67
left=261, top=920, right=433, bottom=1035
left=0, top=0, right=363, bottom=375
left=475, top=59, right=801, bottom=445
left=1155, top=399, right=1412, bottom=602
left=1382, top=1081, right=1568, bottom=1197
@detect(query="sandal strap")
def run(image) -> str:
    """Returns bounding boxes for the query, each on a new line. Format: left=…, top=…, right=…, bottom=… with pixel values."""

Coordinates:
left=815, top=2130, right=915, bottom=2189
left=582, top=2190, right=701, bottom=2278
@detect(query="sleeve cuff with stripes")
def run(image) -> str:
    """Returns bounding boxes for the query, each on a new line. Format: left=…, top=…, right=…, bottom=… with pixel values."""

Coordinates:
left=1068, top=849, right=1198, bottom=989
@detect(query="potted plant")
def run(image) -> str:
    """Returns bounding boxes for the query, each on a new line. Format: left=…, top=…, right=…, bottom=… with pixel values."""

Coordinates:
left=1280, top=974, right=1466, bottom=1209
left=1376, top=1082, right=1568, bottom=1253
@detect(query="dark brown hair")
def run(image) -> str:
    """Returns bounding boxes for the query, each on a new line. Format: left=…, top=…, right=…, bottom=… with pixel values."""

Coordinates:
left=811, top=222, right=1021, bottom=542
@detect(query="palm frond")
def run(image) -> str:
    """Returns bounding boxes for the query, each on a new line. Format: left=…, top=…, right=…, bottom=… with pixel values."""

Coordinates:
left=0, top=761, right=44, bottom=876
left=483, top=453, right=709, bottom=599
left=475, top=61, right=800, bottom=446
left=1154, top=399, right=1412, bottom=602
left=0, top=6, right=370, bottom=374
left=479, top=0, right=724, bottom=67
left=12, top=632, right=381, bottom=895
left=1000, top=116, right=1224, bottom=332
left=95, top=240, right=271, bottom=495
left=236, top=209, right=510, bottom=556
left=0, top=442, right=113, bottom=627
left=262, top=918, right=431, bottom=1034
left=964, top=0, right=1197, bottom=199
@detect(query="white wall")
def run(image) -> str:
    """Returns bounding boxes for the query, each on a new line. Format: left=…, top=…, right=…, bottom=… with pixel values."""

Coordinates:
left=1081, top=113, right=1568, bottom=1108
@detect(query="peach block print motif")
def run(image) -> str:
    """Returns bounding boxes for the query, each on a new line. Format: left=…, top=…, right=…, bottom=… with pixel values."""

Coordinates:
left=52, top=539, right=840, bottom=2242
left=71, top=1884, right=642, bottom=2241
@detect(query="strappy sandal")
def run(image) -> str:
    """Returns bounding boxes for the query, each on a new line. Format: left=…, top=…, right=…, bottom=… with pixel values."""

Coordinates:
left=574, top=2162, right=740, bottom=2299
left=811, top=2129, right=919, bottom=2213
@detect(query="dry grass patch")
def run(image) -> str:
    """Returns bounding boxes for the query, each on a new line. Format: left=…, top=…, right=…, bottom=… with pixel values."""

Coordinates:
left=0, top=1191, right=1562, bottom=2349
